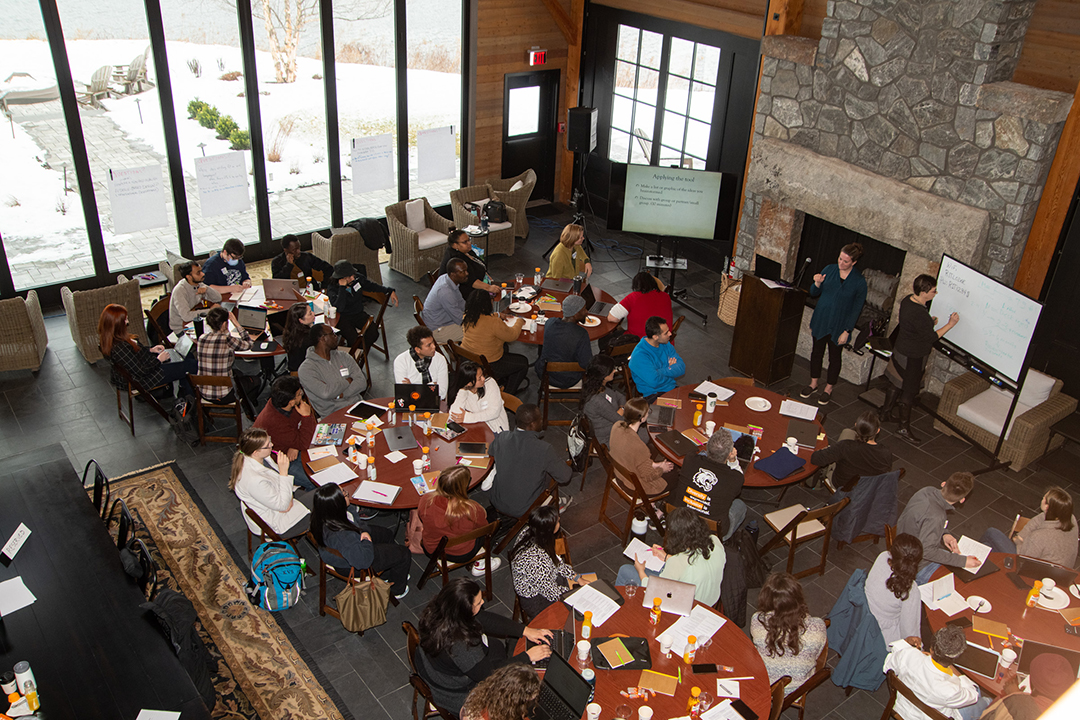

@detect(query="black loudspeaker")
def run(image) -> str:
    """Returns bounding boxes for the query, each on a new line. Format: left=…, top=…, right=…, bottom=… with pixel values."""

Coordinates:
left=567, top=107, right=597, bottom=153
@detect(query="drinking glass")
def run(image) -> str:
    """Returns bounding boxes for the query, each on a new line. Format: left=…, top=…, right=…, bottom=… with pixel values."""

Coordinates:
left=614, top=704, right=632, bottom=720
left=624, top=583, right=637, bottom=598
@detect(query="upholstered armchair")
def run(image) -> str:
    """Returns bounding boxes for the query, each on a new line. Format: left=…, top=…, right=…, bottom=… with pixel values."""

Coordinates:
left=448, top=185, right=517, bottom=258
left=934, top=370, right=1077, bottom=471
left=384, top=197, right=452, bottom=281
left=485, top=168, right=536, bottom=239
left=311, top=227, right=382, bottom=285
left=0, top=290, right=49, bottom=372
left=61, top=276, right=148, bottom=363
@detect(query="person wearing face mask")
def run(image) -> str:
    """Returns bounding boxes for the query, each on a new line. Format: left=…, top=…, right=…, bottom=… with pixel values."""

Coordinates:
left=201, top=237, right=252, bottom=293
left=297, top=323, right=366, bottom=417
left=325, top=259, right=398, bottom=350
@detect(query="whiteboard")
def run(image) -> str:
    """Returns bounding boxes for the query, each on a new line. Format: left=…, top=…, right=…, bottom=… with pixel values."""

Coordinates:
left=932, top=255, right=1042, bottom=383
left=195, top=152, right=251, bottom=218
left=351, top=135, right=395, bottom=195
left=107, top=164, right=168, bottom=234
left=417, top=126, right=456, bottom=184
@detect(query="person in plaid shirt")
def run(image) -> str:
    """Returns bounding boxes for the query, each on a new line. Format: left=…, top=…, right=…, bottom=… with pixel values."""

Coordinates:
left=196, top=307, right=257, bottom=401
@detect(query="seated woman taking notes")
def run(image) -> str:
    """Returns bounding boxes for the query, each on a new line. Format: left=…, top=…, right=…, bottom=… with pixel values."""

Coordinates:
left=449, top=361, right=509, bottom=432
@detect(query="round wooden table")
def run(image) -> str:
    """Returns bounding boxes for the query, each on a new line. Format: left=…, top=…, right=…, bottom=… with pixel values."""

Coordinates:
left=301, top=398, right=494, bottom=510
left=926, top=552, right=1080, bottom=695
left=649, top=383, right=829, bottom=489
left=509, top=280, right=618, bottom=346
left=516, top=588, right=770, bottom=719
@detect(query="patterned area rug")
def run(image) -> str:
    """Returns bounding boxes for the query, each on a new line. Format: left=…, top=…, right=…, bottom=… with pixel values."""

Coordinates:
left=109, top=462, right=345, bottom=720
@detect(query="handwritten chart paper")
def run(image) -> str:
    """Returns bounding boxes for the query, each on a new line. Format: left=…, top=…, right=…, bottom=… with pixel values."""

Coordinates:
left=351, top=134, right=395, bottom=194
left=195, top=152, right=251, bottom=218
left=108, top=165, right=168, bottom=234
left=417, top=126, right=456, bottom=183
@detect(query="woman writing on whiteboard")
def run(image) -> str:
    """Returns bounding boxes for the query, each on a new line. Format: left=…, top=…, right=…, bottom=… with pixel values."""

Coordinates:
left=882, top=274, right=958, bottom=443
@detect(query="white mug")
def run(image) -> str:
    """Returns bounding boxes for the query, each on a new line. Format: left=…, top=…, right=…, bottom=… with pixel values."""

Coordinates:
left=577, top=639, right=591, bottom=661
left=705, top=420, right=716, bottom=437
left=412, top=459, right=425, bottom=476
left=1041, top=578, right=1056, bottom=597
left=587, top=703, right=602, bottom=720
left=785, top=436, right=798, bottom=453
left=638, top=706, right=653, bottom=720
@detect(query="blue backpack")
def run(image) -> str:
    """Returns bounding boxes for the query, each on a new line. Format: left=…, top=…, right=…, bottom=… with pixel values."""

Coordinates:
left=247, top=541, right=303, bottom=611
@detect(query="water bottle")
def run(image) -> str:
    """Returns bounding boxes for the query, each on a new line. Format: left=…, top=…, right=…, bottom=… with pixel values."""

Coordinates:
left=573, top=273, right=583, bottom=294
left=481, top=214, right=489, bottom=232
left=367, top=456, right=377, bottom=481
left=534, top=267, right=543, bottom=286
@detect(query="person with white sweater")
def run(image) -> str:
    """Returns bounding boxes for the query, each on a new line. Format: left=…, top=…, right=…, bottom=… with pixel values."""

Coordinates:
left=883, top=626, right=990, bottom=720
left=980, top=486, right=1078, bottom=568
left=230, top=427, right=313, bottom=539
left=448, top=361, right=509, bottom=432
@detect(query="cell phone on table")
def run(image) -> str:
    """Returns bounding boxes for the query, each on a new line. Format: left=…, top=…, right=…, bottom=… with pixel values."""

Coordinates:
left=692, top=663, right=718, bottom=674
left=1008, top=572, right=1030, bottom=590
left=447, top=421, right=467, bottom=434
left=948, top=616, right=973, bottom=629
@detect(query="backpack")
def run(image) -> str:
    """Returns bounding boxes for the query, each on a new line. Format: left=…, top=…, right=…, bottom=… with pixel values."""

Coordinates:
left=567, top=413, right=589, bottom=472
left=168, top=394, right=199, bottom=446
left=246, top=541, right=303, bottom=611
left=484, top=200, right=509, bottom=224
left=731, top=527, right=769, bottom=589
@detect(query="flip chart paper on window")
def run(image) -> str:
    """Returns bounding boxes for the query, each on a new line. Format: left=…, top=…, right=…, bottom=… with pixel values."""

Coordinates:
left=107, top=165, right=169, bottom=234
left=351, top=134, right=395, bottom=195
left=195, top=151, right=251, bottom=218
left=417, top=126, right=456, bottom=183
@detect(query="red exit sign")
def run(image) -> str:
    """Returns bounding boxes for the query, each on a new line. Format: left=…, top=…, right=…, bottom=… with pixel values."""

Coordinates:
left=528, top=48, right=547, bottom=66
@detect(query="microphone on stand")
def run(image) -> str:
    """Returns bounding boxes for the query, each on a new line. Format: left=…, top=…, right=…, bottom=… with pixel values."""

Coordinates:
left=793, top=257, right=812, bottom=289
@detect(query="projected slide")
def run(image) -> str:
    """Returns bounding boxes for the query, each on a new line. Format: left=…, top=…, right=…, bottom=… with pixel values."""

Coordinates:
left=622, top=165, right=722, bottom=240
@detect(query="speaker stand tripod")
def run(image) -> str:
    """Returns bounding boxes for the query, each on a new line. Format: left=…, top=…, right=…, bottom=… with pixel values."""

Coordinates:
left=646, top=235, right=708, bottom=326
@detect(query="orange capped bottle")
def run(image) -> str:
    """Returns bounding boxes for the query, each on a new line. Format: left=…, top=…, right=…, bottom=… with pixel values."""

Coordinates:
left=582, top=610, right=593, bottom=639
left=684, top=635, right=698, bottom=663
left=1026, top=580, right=1043, bottom=607
left=687, top=686, right=702, bottom=716
left=650, top=597, right=662, bottom=625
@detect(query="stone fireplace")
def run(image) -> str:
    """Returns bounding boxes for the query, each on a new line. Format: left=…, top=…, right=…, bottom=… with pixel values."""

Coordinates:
left=734, top=0, right=1073, bottom=393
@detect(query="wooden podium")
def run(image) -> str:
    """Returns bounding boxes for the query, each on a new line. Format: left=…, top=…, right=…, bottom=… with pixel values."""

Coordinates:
left=728, top=274, right=807, bottom=385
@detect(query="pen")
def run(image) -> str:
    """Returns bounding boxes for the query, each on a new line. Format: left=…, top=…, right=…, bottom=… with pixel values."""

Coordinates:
left=677, top=667, right=681, bottom=684
left=373, top=490, right=388, bottom=497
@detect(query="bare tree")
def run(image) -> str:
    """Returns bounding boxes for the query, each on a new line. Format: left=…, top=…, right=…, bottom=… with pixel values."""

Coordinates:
left=218, top=0, right=393, bottom=83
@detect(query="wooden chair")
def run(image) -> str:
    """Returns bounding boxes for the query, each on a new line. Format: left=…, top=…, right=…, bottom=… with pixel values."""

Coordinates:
left=665, top=501, right=718, bottom=534
left=362, top=290, right=392, bottom=361
left=880, top=669, right=951, bottom=720
left=884, top=524, right=897, bottom=550
left=512, top=532, right=574, bottom=623
left=189, top=374, right=243, bottom=445
left=493, top=479, right=560, bottom=555
left=242, top=506, right=314, bottom=574
left=346, top=316, right=375, bottom=389
left=412, top=295, right=427, bottom=327
left=836, top=468, right=905, bottom=550
left=596, top=442, right=667, bottom=544
left=540, top=361, right=585, bottom=428
left=113, top=363, right=171, bottom=436
left=316, top=546, right=398, bottom=634
left=446, top=338, right=492, bottom=377
left=82, top=459, right=111, bottom=520
left=401, top=621, right=457, bottom=720
left=768, top=676, right=791, bottom=720
left=575, top=413, right=603, bottom=490
left=416, top=521, right=501, bottom=600
left=761, top=498, right=851, bottom=579
left=781, top=638, right=833, bottom=720
left=144, top=294, right=173, bottom=348
left=608, top=341, right=638, bottom=400
left=717, top=375, right=756, bottom=387
left=425, top=269, right=440, bottom=287
left=668, top=315, right=685, bottom=344
left=501, top=390, right=523, bottom=415
left=230, top=367, right=260, bottom=422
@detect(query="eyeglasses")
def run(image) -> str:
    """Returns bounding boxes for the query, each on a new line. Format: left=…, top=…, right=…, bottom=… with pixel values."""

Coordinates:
left=260, top=443, right=273, bottom=451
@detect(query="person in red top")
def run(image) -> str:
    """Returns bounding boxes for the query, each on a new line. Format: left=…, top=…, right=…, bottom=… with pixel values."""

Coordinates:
left=253, top=375, right=317, bottom=490
left=417, top=466, right=498, bottom=575
left=606, top=271, right=673, bottom=342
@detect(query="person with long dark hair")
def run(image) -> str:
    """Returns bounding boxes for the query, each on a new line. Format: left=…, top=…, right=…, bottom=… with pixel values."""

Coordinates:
left=801, top=242, right=867, bottom=406
left=614, top=506, right=725, bottom=606
left=98, top=303, right=196, bottom=397
left=751, top=573, right=827, bottom=695
left=509, top=506, right=583, bottom=619
left=461, top=289, right=529, bottom=394
left=980, top=486, right=1077, bottom=567
left=230, top=427, right=312, bottom=540
left=581, top=354, right=628, bottom=446
left=281, top=302, right=317, bottom=371
left=415, top=578, right=552, bottom=715
left=460, top=663, right=541, bottom=720
left=448, top=360, right=509, bottom=432
left=439, top=228, right=501, bottom=301
left=417, top=466, right=494, bottom=573
left=609, top=396, right=677, bottom=497
left=809, top=409, right=893, bottom=493
left=309, top=483, right=411, bottom=598
left=252, top=375, right=317, bottom=490
left=881, top=273, right=960, bottom=443
left=866, top=533, right=924, bottom=645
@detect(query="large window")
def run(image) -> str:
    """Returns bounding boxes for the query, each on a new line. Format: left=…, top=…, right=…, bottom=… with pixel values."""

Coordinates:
left=607, top=24, right=721, bottom=171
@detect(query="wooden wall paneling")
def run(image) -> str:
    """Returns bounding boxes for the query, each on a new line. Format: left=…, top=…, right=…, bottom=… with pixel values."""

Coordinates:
left=764, top=0, right=804, bottom=36
left=593, top=0, right=767, bottom=39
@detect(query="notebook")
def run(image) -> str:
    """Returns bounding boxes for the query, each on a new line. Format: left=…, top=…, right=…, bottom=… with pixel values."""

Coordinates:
left=352, top=481, right=401, bottom=504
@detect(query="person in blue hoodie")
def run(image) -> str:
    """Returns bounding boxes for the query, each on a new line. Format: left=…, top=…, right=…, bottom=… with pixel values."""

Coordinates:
left=627, top=315, right=685, bottom=400
left=201, top=237, right=251, bottom=293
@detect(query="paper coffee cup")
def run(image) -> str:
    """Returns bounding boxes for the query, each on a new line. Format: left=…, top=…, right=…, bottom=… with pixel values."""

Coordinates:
left=412, top=459, right=425, bottom=475
left=638, top=706, right=653, bottom=720
left=999, top=648, right=1017, bottom=669
left=587, top=703, right=602, bottom=720
left=659, top=634, right=673, bottom=657
left=577, top=639, right=591, bottom=661
left=705, top=420, right=716, bottom=436
left=1041, top=578, right=1056, bottom=597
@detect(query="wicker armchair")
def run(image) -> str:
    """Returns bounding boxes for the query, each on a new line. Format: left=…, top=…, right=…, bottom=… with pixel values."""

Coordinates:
left=61, top=277, right=148, bottom=363
left=311, top=227, right=382, bottom=285
left=485, top=168, right=536, bottom=239
left=449, top=185, right=517, bottom=258
left=934, top=371, right=1077, bottom=471
left=385, top=197, right=452, bottom=282
left=0, top=290, right=48, bottom=372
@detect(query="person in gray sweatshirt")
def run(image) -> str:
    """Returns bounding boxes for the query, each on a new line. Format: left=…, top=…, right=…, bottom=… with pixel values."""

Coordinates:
left=896, top=472, right=981, bottom=584
left=297, top=324, right=365, bottom=417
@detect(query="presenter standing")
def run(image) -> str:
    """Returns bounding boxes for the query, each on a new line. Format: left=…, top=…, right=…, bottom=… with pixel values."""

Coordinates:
left=800, top=243, right=867, bottom=406
left=882, top=274, right=959, bottom=443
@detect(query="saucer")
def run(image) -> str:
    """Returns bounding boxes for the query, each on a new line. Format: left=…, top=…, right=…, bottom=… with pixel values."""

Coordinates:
left=580, top=315, right=601, bottom=327
left=508, top=302, right=533, bottom=314
left=1036, top=586, right=1070, bottom=610
left=745, top=397, right=772, bottom=412
left=967, top=595, right=992, bottom=613
left=1069, top=583, right=1080, bottom=600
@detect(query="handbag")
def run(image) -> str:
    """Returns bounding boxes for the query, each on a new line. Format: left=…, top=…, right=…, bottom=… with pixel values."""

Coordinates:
left=335, top=569, right=392, bottom=633
left=484, top=200, right=509, bottom=224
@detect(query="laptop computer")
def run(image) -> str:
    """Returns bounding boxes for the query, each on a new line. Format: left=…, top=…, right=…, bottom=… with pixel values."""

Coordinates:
left=580, top=284, right=614, bottom=316
left=383, top=426, right=419, bottom=452
left=530, top=647, right=593, bottom=720
left=954, top=641, right=1000, bottom=679
left=955, top=559, right=999, bottom=583
left=263, top=278, right=302, bottom=301
left=648, top=404, right=676, bottom=428
left=640, top=576, right=696, bottom=617
left=543, top=278, right=574, bottom=293
left=1016, top=555, right=1078, bottom=588
left=1017, top=639, right=1080, bottom=679
left=394, top=383, right=440, bottom=412
left=526, top=613, right=576, bottom=669
left=235, top=305, right=268, bottom=335
left=166, top=333, right=194, bottom=363
left=656, top=429, right=698, bottom=458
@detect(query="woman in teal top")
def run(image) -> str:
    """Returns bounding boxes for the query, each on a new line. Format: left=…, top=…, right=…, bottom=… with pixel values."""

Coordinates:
left=801, top=242, right=867, bottom=406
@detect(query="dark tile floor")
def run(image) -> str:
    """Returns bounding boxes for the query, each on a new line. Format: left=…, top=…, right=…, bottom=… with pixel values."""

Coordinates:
left=3, top=206, right=1078, bottom=720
